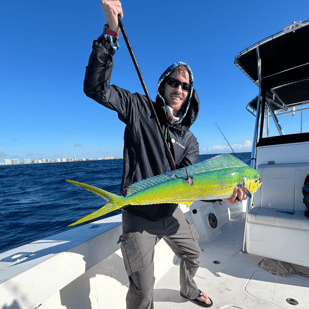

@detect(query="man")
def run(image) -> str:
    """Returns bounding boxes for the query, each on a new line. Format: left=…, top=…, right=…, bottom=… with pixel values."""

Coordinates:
left=84, top=1, right=248, bottom=308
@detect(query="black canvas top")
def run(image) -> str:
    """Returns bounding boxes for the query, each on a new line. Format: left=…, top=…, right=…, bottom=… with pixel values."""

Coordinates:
left=235, top=20, right=309, bottom=111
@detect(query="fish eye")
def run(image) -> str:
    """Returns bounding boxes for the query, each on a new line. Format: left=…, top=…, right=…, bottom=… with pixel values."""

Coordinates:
left=255, top=176, right=261, bottom=182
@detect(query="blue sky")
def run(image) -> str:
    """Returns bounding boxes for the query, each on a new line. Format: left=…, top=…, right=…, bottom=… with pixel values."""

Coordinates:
left=1, top=0, right=308, bottom=162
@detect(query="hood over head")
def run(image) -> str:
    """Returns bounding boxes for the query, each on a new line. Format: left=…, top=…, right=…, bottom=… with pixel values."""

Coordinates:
left=156, top=62, right=199, bottom=130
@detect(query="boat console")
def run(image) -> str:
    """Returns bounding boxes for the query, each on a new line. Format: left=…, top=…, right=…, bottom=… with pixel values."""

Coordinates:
left=235, top=20, right=309, bottom=266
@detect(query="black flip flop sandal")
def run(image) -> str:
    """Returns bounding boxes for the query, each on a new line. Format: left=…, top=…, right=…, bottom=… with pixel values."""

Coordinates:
left=180, top=290, right=213, bottom=307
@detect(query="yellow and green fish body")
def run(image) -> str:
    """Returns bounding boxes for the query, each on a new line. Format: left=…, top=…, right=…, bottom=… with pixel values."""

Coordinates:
left=66, top=154, right=262, bottom=226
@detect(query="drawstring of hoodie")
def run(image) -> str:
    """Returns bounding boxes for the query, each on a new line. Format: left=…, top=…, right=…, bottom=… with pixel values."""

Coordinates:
left=165, top=128, right=169, bottom=147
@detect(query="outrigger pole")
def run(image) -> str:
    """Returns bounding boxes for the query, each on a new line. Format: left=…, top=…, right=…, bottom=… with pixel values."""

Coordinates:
left=250, top=47, right=263, bottom=170
left=118, top=16, right=176, bottom=170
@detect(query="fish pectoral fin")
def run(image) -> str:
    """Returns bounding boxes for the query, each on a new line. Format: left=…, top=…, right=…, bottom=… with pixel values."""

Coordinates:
left=178, top=201, right=194, bottom=208
left=185, top=167, right=193, bottom=186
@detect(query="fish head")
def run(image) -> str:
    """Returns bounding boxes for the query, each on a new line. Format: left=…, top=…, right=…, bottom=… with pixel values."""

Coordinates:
left=245, top=171, right=262, bottom=195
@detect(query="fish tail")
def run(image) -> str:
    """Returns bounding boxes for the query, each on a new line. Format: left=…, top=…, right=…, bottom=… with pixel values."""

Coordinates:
left=66, top=179, right=125, bottom=226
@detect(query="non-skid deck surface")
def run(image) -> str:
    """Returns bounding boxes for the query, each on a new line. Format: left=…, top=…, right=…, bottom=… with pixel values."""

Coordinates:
left=154, top=213, right=309, bottom=309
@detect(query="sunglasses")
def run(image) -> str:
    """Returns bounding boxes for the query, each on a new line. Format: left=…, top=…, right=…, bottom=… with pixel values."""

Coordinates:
left=303, top=185, right=309, bottom=194
left=303, top=185, right=309, bottom=204
left=166, top=77, right=191, bottom=91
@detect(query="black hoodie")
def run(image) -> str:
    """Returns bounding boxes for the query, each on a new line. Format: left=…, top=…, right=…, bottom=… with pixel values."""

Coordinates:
left=84, top=35, right=200, bottom=221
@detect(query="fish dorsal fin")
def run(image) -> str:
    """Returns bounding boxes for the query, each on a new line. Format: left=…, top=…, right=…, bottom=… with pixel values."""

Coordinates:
left=127, top=172, right=176, bottom=196
left=188, top=154, right=247, bottom=175
left=127, top=154, right=246, bottom=196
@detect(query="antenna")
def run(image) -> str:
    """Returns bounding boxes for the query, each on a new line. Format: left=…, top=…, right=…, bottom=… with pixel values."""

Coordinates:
left=301, top=104, right=303, bottom=133
left=215, top=123, right=235, bottom=154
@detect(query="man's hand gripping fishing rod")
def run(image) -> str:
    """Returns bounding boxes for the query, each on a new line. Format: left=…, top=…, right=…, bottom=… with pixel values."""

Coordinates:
left=100, top=0, right=123, bottom=32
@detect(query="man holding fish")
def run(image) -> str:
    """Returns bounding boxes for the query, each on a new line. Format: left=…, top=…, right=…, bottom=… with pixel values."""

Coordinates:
left=82, top=1, right=248, bottom=307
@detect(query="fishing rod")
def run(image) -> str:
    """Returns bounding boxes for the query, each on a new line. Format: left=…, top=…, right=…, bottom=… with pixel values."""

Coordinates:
left=118, top=16, right=176, bottom=170
left=215, top=123, right=235, bottom=154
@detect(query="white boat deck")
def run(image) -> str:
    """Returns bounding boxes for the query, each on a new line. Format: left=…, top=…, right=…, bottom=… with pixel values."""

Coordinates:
left=154, top=212, right=309, bottom=309
left=1, top=204, right=309, bottom=309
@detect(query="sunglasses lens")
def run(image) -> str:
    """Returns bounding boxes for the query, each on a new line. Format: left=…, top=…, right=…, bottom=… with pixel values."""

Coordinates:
left=182, top=84, right=190, bottom=91
left=167, top=78, right=190, bottom=91
left=170, top=80, right=180, bottom=88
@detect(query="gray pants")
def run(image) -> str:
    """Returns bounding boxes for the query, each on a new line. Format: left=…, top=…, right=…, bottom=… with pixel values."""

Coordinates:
left=118, top=208, right=202, bottom=309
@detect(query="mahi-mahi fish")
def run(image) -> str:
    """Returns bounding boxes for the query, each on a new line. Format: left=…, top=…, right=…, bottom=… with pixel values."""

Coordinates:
left=66, top=154, right=262, bottom=226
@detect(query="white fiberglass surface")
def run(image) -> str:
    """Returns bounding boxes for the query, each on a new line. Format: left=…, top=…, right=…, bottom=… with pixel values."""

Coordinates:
left=256, top=142, right=309, bottom=165
left=154, top=212, right=309, bottom=309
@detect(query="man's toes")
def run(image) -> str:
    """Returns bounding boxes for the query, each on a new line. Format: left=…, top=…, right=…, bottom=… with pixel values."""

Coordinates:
left=199, top=292, right=211, bottom=304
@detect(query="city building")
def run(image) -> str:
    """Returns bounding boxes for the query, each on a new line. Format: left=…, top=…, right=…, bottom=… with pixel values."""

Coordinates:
left=0, top=155, right=121, bottom=165
left=33, top=160, right=43, bottom=164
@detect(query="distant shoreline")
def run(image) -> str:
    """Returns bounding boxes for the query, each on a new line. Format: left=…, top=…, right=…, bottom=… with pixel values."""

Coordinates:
left=0, top=152, right=250, bottom=166
left=0, top=157, right=123, bottom=166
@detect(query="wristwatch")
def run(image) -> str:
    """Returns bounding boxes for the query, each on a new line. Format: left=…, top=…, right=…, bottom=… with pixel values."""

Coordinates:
left=103, top=24, right=120, bottom=50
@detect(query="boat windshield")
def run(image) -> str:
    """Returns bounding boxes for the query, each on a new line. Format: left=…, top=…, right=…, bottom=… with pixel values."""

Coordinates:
left=263, top=103, right=309, bottom=137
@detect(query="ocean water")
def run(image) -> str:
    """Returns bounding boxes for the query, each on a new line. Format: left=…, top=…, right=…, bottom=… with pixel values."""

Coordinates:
left=0, top=152, right=251, bottom=254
